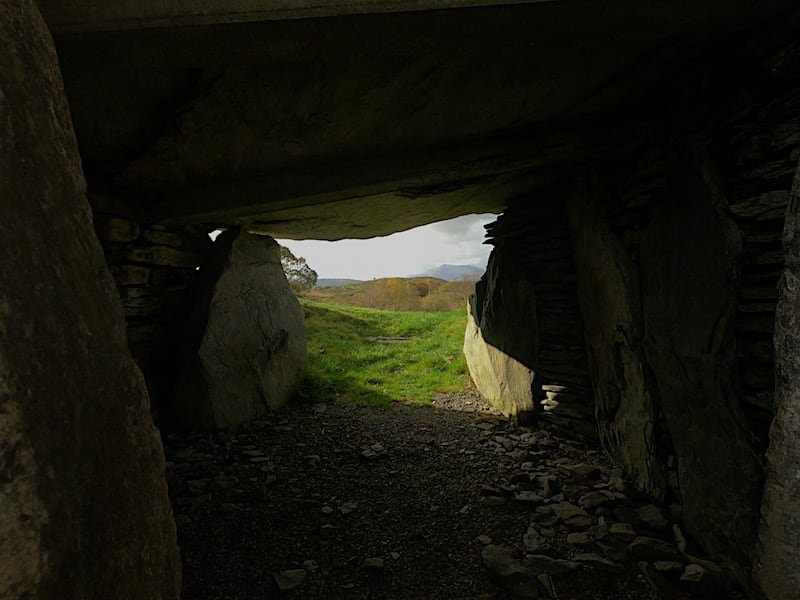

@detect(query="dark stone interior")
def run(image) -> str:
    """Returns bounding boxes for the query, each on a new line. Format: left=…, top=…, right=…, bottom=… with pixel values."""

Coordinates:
left=4, top=0, right=800, bottom=598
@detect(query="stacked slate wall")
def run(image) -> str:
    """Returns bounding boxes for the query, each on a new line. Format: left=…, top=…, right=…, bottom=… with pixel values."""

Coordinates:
left=93, top=212, right=213, bottom=418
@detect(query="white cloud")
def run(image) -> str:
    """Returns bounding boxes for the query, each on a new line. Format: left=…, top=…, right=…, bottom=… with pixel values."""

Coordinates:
left=277, top=213, right=496, bottom=280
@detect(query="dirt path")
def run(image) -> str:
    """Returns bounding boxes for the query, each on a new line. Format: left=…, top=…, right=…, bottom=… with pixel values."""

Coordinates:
left=165, top=393, right=721, bottom=599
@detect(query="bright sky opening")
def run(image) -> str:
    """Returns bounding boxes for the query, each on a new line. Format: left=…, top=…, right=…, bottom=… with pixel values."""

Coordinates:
left=277, top=213, right=496, bottom=280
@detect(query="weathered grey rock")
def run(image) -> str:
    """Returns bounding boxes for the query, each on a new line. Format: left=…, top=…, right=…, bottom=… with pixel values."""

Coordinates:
left=524, top=526, right=549, bottom=553
left=523, top=554, right=579, bottom=575
left=362, top=557, right=385, bottom=569
left=609, top=522, right=637, bottom=544
left=653, top=561, right=684, bottom=574
left=680, top=563, right=730, bottom=596
left=274, top=569, right=307, bottom=590
left=640, top=152, right=763, bottom=579
left=481, top=545, right=539, bottom=598
left=0, top=2, right=180, bottom=597
left=551, top=502, right=588, bottom=522
left=639, top=561, right=684, bottom=599
left=636, top=504, right=669, bottom=530
left=464, top=246, right=538, bottom=422
left=537, top=573, right=557, bottom=599
left=573, top=553, right=624, bottom=573
left=567, top=179, right=666, bottom=498
left=629, top=536, right=681, bottom=561
left=124, top=245, right=205, bottom=268
left=754, top=161, right=800, bottom=600
left=173, top=230, right=307, bottom=429
left=566, top=533, right=594, bottom=550
left=94, top=214, right=141, bottom=242
left=579, top=490, right=614, bottom=510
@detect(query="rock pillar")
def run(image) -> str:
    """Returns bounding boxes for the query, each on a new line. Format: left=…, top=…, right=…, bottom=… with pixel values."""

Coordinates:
left=753, top=160, right=800, bottom=600
left=173, top=229, right=308, bottom=429
left=566, top=177, right=666, bottom=498
left=464, top=244, right=538, bottom=421
left=640, top=151, right=762, bottom=581
left=0, top=1, right=180, bottom=598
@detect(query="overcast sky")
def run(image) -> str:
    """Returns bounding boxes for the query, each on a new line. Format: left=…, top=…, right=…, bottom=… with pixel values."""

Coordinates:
left=277, top=213, right=496, bottom=280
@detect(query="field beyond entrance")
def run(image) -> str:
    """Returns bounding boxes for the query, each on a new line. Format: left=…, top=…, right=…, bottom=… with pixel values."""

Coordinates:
left=300, top=299, right=472, bottom=406
left=305, top=276, right=474, bottom=312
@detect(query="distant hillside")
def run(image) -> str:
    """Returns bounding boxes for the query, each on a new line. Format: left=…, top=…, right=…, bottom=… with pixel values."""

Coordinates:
left=317, top=278, right=363, bottom=288
left=305, top=277, right=475, bottom=311
left=417, top=264, right=484, bottom=281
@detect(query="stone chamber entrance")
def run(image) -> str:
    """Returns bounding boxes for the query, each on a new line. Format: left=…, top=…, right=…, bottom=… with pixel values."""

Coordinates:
left=3, top=1, right=800, bottom=598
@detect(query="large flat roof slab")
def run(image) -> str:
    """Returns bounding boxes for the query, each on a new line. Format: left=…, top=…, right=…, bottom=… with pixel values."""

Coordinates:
left=40, top=0, right=552, bottom=33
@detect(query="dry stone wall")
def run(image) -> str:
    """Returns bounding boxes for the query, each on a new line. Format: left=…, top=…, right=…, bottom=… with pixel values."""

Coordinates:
left=93, top=212, right=213, bottom=417
left=481, top=199, right=596, bottom=439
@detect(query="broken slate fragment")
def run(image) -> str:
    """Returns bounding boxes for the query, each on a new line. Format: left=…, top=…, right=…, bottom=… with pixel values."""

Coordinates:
left=523, top=554, right=579, bottom=575
left=361, top=443, right=387, bottom=459
left=636, top=504, right=669, bottom=530
left=573, top=553, right=624, bottom=573
left=481, top=545, right=539, bottom=598
left=628, top=536, right=680, bottom=561
left=609, top=522, right=637, bottom=543
left=274, top=569, right=307, bottom=591
left=362, top=557, right=384, bottom=569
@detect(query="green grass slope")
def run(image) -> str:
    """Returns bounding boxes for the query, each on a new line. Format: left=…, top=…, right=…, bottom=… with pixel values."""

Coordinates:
left=299, top=300, right=471, bottom=406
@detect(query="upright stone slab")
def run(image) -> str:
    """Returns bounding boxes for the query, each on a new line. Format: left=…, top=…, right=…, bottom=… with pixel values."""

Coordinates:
left=567, top=180, right=666, bottom=498
left=640, top=152, right=762, bottom=581
left=753, top=162, right=800, bottom=600
left=0, top=2, right=180, bottom=598
left=463, top=244, right=538, bottom=421
left=174, top=230, right=307, bottom=429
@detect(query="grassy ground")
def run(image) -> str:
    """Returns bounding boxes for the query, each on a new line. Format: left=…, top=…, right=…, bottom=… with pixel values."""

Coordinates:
left=305, top=277, right=475, bottom=312
left=298, top=299, right=472, bottom=406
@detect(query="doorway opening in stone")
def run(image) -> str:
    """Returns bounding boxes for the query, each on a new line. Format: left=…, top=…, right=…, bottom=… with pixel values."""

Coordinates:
left=170, top=215, right=665, bottom=600
left=273, top=212, right=497, bottom=412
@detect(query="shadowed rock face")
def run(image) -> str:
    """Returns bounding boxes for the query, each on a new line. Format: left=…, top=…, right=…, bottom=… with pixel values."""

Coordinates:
left=173, top=230, right=308, bottom=429
left=640, top=153, right=763, bottom=580
left=47, top=1, right=796, bottom=239
left=0, top=1, right=180, bottom=597
left=3, top=1, right=800, bottom=597
left=567, top=177, right=666, bottom=499
left=464, top=246, right=538, bottom=421
left=754, top=162, right=800, bottom=599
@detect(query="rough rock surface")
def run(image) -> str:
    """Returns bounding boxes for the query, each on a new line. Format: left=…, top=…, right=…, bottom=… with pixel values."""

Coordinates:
left=174, top=229, right=307, bottom=429
left=567, top=178, right=666, bottom=498
left=640, top=153, right=762, bottom=580
left=166, top=391, right=739, bottom=599
left=0, top=1, right=180, bottom=597
left=464, top=245, right=538, bottom=421
left=753, top=160, right=800, bottom=599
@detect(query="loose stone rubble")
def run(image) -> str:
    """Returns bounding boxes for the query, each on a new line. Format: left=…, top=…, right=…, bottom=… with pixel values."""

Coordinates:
left=165, top=392, right=738, bottom=599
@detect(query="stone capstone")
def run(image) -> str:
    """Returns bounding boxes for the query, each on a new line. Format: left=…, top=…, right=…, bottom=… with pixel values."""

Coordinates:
left=463, top=244, right=538, bottom=421
left=173, top=229, right=307, bottom=429
left=0, top=1, right=180, bottom=597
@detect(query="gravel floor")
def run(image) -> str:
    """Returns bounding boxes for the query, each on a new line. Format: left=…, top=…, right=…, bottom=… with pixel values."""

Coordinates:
left=165, top=391, right=720, bottom=599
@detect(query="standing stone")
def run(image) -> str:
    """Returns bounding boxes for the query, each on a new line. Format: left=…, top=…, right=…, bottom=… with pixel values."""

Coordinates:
left=567, top=176, right=666, bottom=498
left=640, top=150, right=762, bottom=582
left=0, top=2, right=180, bottom=598
left=173, top=229, right=307, bottom=429
left=753, top=161, right=800, bottom=600
left=463, top=244, right=538, bottom=421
